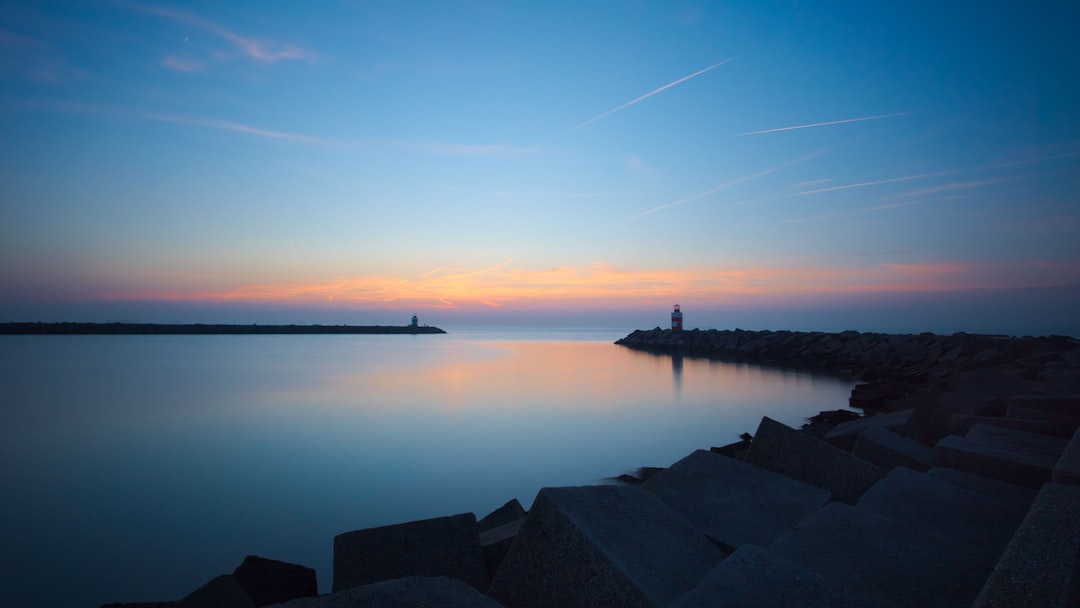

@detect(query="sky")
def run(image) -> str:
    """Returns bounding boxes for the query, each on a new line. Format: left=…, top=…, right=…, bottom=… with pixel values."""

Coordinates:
left=2, top=1, right=1079, bottom=333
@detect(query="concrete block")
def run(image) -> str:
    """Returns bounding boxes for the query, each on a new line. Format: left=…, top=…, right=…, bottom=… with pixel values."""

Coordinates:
left=266, top=576, right=507, bottom=608
left=477, top=499, right=526, bottom=534
left=669, top=544, right=874, bottom=608
left=934, top=434, right=1058, bottom=489
left=1005, top=394, right=1080, bottom=417
left=927, top=467, right=1036, bottom=508
left=1053, top=426, right=1080, bottom=485
left=332, top=512, right=487, bottom=592
left=769, top=503, right=998, bottom=608
left=949, top=414, right=1068, bottom=438
left=487, top=484, right=725, bottom=608
left=966, top=423, right=1069, bottom=457
left=856, top=467, right=1026, bottom=552
left=852, top=425, right=934, bottom=472
left=1007, top=405, right=1080, bottom=439
left=973, top=483, right=1080, bottom=608
left=642, top=449, right=830, bottom=548
left=745, top=417, right=884, bottom=504
left=176, top=575, right=254, bottom=608
left=231, top=555, right=317, bottom=607
left=478, top=519, right=525, bottom=581
left=824, top=408, right=913, bottom=452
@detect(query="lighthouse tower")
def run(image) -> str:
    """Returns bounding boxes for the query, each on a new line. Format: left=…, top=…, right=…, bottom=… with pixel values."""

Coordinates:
left=671, top=304, right=683, bottom=331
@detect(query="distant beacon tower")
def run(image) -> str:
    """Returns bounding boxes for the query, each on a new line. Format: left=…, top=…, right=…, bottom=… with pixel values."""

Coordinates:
left=671, top=304, right=683, bottom=331
left=410, top=314, right=419, bottom=328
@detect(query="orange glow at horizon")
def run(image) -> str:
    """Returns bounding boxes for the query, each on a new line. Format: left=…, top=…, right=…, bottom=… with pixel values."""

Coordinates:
left=91, top=259, right=1080, bottom=309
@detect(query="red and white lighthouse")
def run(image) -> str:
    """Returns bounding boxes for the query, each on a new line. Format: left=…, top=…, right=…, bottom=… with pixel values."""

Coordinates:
left=671, top=304, right=683, bottom=331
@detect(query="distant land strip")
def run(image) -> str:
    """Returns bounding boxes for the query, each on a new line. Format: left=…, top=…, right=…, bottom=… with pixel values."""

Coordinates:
left=0, top=322, right=447, bottom=335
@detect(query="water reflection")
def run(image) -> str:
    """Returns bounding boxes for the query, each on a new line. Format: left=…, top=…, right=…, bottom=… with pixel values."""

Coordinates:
left=0, top=335, right=853, bottom=608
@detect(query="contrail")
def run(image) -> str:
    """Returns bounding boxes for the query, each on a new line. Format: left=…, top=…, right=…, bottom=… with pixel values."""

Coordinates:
left=737, top=112, right=907, bottom=136
left=561, top=58, right=734, bottom=136
left=797, top=169, right=959, bottom=196
left=623, top=148, right=824, bottom=222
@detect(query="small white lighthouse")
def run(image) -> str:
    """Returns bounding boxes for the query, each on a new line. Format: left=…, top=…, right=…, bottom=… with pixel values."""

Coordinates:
left=671, top=304, right=683, bottom=331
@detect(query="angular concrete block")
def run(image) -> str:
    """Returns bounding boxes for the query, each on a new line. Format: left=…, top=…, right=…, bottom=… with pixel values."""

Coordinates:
left=852, top=425, right=933, bottom=472
left=949, top=414, right=1067, bottom=438
left=642, top=449, right=830, bottom=548
left=824, top=408, right=913, bottom=452
left=745, top=417, right=884, bottom=504
left=231, top=555, right=317, bottom=607
left=769, top=503, right=998, bottom=608
left=927, top=467, right=1036, bottom=507
left=332, top=512, right=487, bottom=592
left=934, top=434, right=1057, bottom=489
left=1005, top=394, right=1080, bottom=417
left=176, top=575, right=254, bottom=608
left=856, top=467, right=1026, bottom=552
left=267, top=576, right=507, bottom=608
left=669, top=544, right=873, bottom=608
left=477, top=499, right=526, bottom=534
left=966, top=423, right=1068, bottom=457
left=973, top=483, right=1080, bottom=608
left=487, top=484, right=725, bottom=608
left=478, top=518, right=525, bottom=581
left=1052, top=426, right=1080, bottom=485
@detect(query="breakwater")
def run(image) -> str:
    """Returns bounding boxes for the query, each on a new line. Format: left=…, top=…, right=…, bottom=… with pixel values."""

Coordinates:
left=0, top=322, right=446, bottom=335
left=101, top=328, right=1080, bottom=608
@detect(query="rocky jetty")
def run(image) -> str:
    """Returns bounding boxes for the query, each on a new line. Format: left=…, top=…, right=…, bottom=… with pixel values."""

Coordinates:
left=0, top=322, right=446, bottom=334
left=102, top=329, right=1080, bottom=607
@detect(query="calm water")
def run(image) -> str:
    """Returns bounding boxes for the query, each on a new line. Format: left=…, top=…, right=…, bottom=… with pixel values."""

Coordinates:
left=0, top=328, right=854, bottom=607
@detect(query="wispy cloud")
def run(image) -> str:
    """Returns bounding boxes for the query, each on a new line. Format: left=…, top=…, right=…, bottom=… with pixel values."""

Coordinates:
left=124, top=3, right=314, bottom=63
left=160, top=55, right=203, bottom=72
left=624, top=148, right=824, bottom=222
left=393, top=140, right=544, bottom=158
left=143, top=112, right=333, bottom=144
left=737, top=112, right=907, bottom=136
left=560, top=58, right=733, bottom=136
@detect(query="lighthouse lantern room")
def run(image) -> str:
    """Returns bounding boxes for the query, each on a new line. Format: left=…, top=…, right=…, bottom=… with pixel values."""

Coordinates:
left=671, top=304, right=683, bottom=331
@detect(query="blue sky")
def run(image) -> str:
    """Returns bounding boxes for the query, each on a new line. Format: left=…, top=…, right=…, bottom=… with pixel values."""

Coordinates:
left=1, top=1, right=1078, bottom=331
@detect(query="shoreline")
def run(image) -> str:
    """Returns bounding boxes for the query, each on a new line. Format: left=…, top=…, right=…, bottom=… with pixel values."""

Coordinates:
left=0, top=322, right=447, bottom=335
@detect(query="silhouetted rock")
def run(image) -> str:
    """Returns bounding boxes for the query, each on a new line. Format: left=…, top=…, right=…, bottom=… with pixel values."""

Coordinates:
left=488, top=484, right=724, bottom=608
left=266, top=576, right=506, bottom=608
left=476, top=499, right=526, bottom=534
left=231, top=555, right=316, bottom=607
left=332, top=512, right=487, bottom=592
left=175, top=575, right=254, bottom=608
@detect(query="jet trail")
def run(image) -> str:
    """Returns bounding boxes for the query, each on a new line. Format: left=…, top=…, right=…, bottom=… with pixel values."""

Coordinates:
left=561, top=58, right=733, bottom=136
left=737, top=112, right=907, bottom=136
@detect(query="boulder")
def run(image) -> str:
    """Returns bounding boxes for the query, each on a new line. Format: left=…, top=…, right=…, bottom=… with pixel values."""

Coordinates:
left=851, top=425, right=933, bottom=472
left=965, top=423, right=1069, bottom=457
left=231, top=555, right=317, bottom=607
left=744, top=417, right=884, bottom=504
left=332, top=513, right=487, bottom=592
left=768, top=503, right=998, bottom=608
left=264, top=576, right=506, bottom=608
left=487, top=484, right=725, bottom=608
left=669, top=544, right=873, bottom=608
left=641, top=449, right=830, bottom=548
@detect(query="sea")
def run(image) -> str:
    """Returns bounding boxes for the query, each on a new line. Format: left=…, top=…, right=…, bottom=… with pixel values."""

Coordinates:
left=0, top=327, right=855, bottom=608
